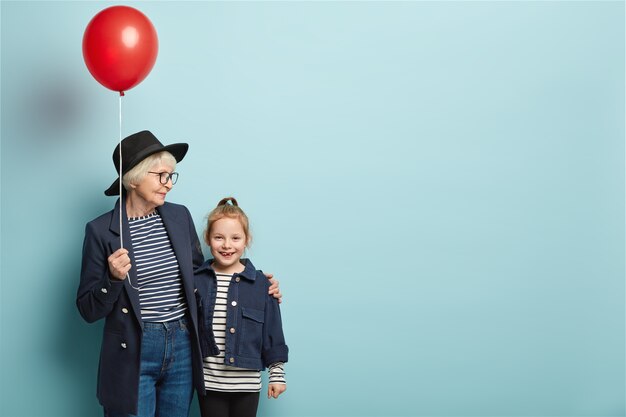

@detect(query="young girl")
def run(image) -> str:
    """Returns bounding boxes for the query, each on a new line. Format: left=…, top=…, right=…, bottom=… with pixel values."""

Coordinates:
left=195, top=197, right=288, bottom=417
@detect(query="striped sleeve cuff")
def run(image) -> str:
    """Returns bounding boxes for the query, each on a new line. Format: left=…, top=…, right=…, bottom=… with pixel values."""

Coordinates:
left=268, top=362, right=286, bottom=385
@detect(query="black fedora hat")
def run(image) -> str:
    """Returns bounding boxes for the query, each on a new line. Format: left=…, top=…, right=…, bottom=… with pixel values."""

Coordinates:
left=104, top=130, right=189, bottom=196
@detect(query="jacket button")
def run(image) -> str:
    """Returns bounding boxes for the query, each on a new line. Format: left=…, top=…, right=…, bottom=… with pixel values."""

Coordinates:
left=235, top=277, right=241, bottom=283
left=101, top=288, right=108, bottom=294
left=121, top=343, right=127, bottom=349
left=229, top=357, right=235, bottom=363
left=229, top=327, right=236, bottom=334
left=122, top=308, right=129, bottom=314
left=231, top=301, right=237, bottom=307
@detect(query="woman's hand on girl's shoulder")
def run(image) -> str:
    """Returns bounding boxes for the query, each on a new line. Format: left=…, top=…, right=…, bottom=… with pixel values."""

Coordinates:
left=265, top=272, right=282, bottom=304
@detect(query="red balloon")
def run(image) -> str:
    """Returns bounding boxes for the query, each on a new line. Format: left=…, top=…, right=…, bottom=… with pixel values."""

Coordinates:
left=83, top=6, right=158, bottom=95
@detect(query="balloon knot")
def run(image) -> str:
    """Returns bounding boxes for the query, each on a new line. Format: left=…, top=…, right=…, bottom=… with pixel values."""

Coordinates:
left=119, top=91, right=125, bottom=97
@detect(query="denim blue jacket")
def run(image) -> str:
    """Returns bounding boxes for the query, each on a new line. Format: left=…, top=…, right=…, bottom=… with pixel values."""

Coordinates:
left=194, top=258, right=288, bottom=370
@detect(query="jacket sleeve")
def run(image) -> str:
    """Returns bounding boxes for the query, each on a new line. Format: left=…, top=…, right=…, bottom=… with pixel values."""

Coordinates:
left=76, top=221, right=125, bottom=323
left=261, top=287, right=289, bottom=368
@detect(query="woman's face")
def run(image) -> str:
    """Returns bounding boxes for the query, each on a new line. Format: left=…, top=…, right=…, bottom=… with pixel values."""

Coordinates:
left=129, top=163, right=175, bottom=209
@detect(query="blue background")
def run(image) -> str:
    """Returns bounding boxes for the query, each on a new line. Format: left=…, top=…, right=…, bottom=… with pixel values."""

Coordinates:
left=1, top=1, right=624, bottom=416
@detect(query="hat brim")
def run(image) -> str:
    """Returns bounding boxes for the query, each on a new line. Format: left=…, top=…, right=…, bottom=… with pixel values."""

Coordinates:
left=104, top=143, right=189, bottom=196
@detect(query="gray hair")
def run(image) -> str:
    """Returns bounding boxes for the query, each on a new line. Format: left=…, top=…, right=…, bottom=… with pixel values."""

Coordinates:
left=122, top=151, right=177, bottom=190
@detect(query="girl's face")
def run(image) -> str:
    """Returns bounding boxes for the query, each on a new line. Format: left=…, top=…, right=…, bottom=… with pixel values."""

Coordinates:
left=208, top=217, right=248, bottom=274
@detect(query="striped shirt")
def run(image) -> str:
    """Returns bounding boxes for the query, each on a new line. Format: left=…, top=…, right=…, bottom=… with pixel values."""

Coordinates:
left=203, top=272, right=285, bottom=392
left=128, top=212, right=187, bottom=322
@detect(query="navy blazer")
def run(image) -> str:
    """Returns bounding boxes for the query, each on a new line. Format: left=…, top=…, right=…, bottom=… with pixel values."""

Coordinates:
left=76, top=199, right=205, bottom=415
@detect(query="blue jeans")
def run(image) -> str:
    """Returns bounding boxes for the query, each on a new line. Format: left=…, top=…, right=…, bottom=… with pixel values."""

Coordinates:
left=105, top=318, right=194, bottom=417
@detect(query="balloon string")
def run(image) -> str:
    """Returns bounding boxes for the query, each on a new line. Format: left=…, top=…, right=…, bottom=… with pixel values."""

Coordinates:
left=119, top=95, right=138, bottom=291
left=119, top=94, right=123, bottom=250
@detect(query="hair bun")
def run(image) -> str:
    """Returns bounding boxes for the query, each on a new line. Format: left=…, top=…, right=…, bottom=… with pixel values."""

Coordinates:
left=217, top=197, right=238, bottom=207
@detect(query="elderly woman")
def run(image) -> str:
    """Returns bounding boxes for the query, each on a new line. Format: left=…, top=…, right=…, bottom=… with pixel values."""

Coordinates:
left=76, top=131, right=280, bottom=417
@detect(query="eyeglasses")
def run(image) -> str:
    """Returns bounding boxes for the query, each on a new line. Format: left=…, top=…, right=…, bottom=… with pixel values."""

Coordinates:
left=148, top=171, right=179, bottom=185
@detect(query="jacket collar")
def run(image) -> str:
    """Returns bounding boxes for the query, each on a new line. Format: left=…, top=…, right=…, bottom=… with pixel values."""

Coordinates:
left=196, top=258, right=257, bottom=281
left=108, top=197, right=126, bottom=235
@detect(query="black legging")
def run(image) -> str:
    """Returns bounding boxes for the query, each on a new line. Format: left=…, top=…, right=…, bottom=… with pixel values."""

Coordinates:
left=198, top=391, right=260, bottom=417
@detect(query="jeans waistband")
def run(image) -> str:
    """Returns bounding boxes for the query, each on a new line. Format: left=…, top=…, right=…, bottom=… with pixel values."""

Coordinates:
left=143, top=316, right=187, bottom=331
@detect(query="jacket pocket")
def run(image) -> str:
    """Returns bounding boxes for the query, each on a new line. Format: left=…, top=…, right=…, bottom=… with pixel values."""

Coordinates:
left=238, top=307, right=264, bottom=357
